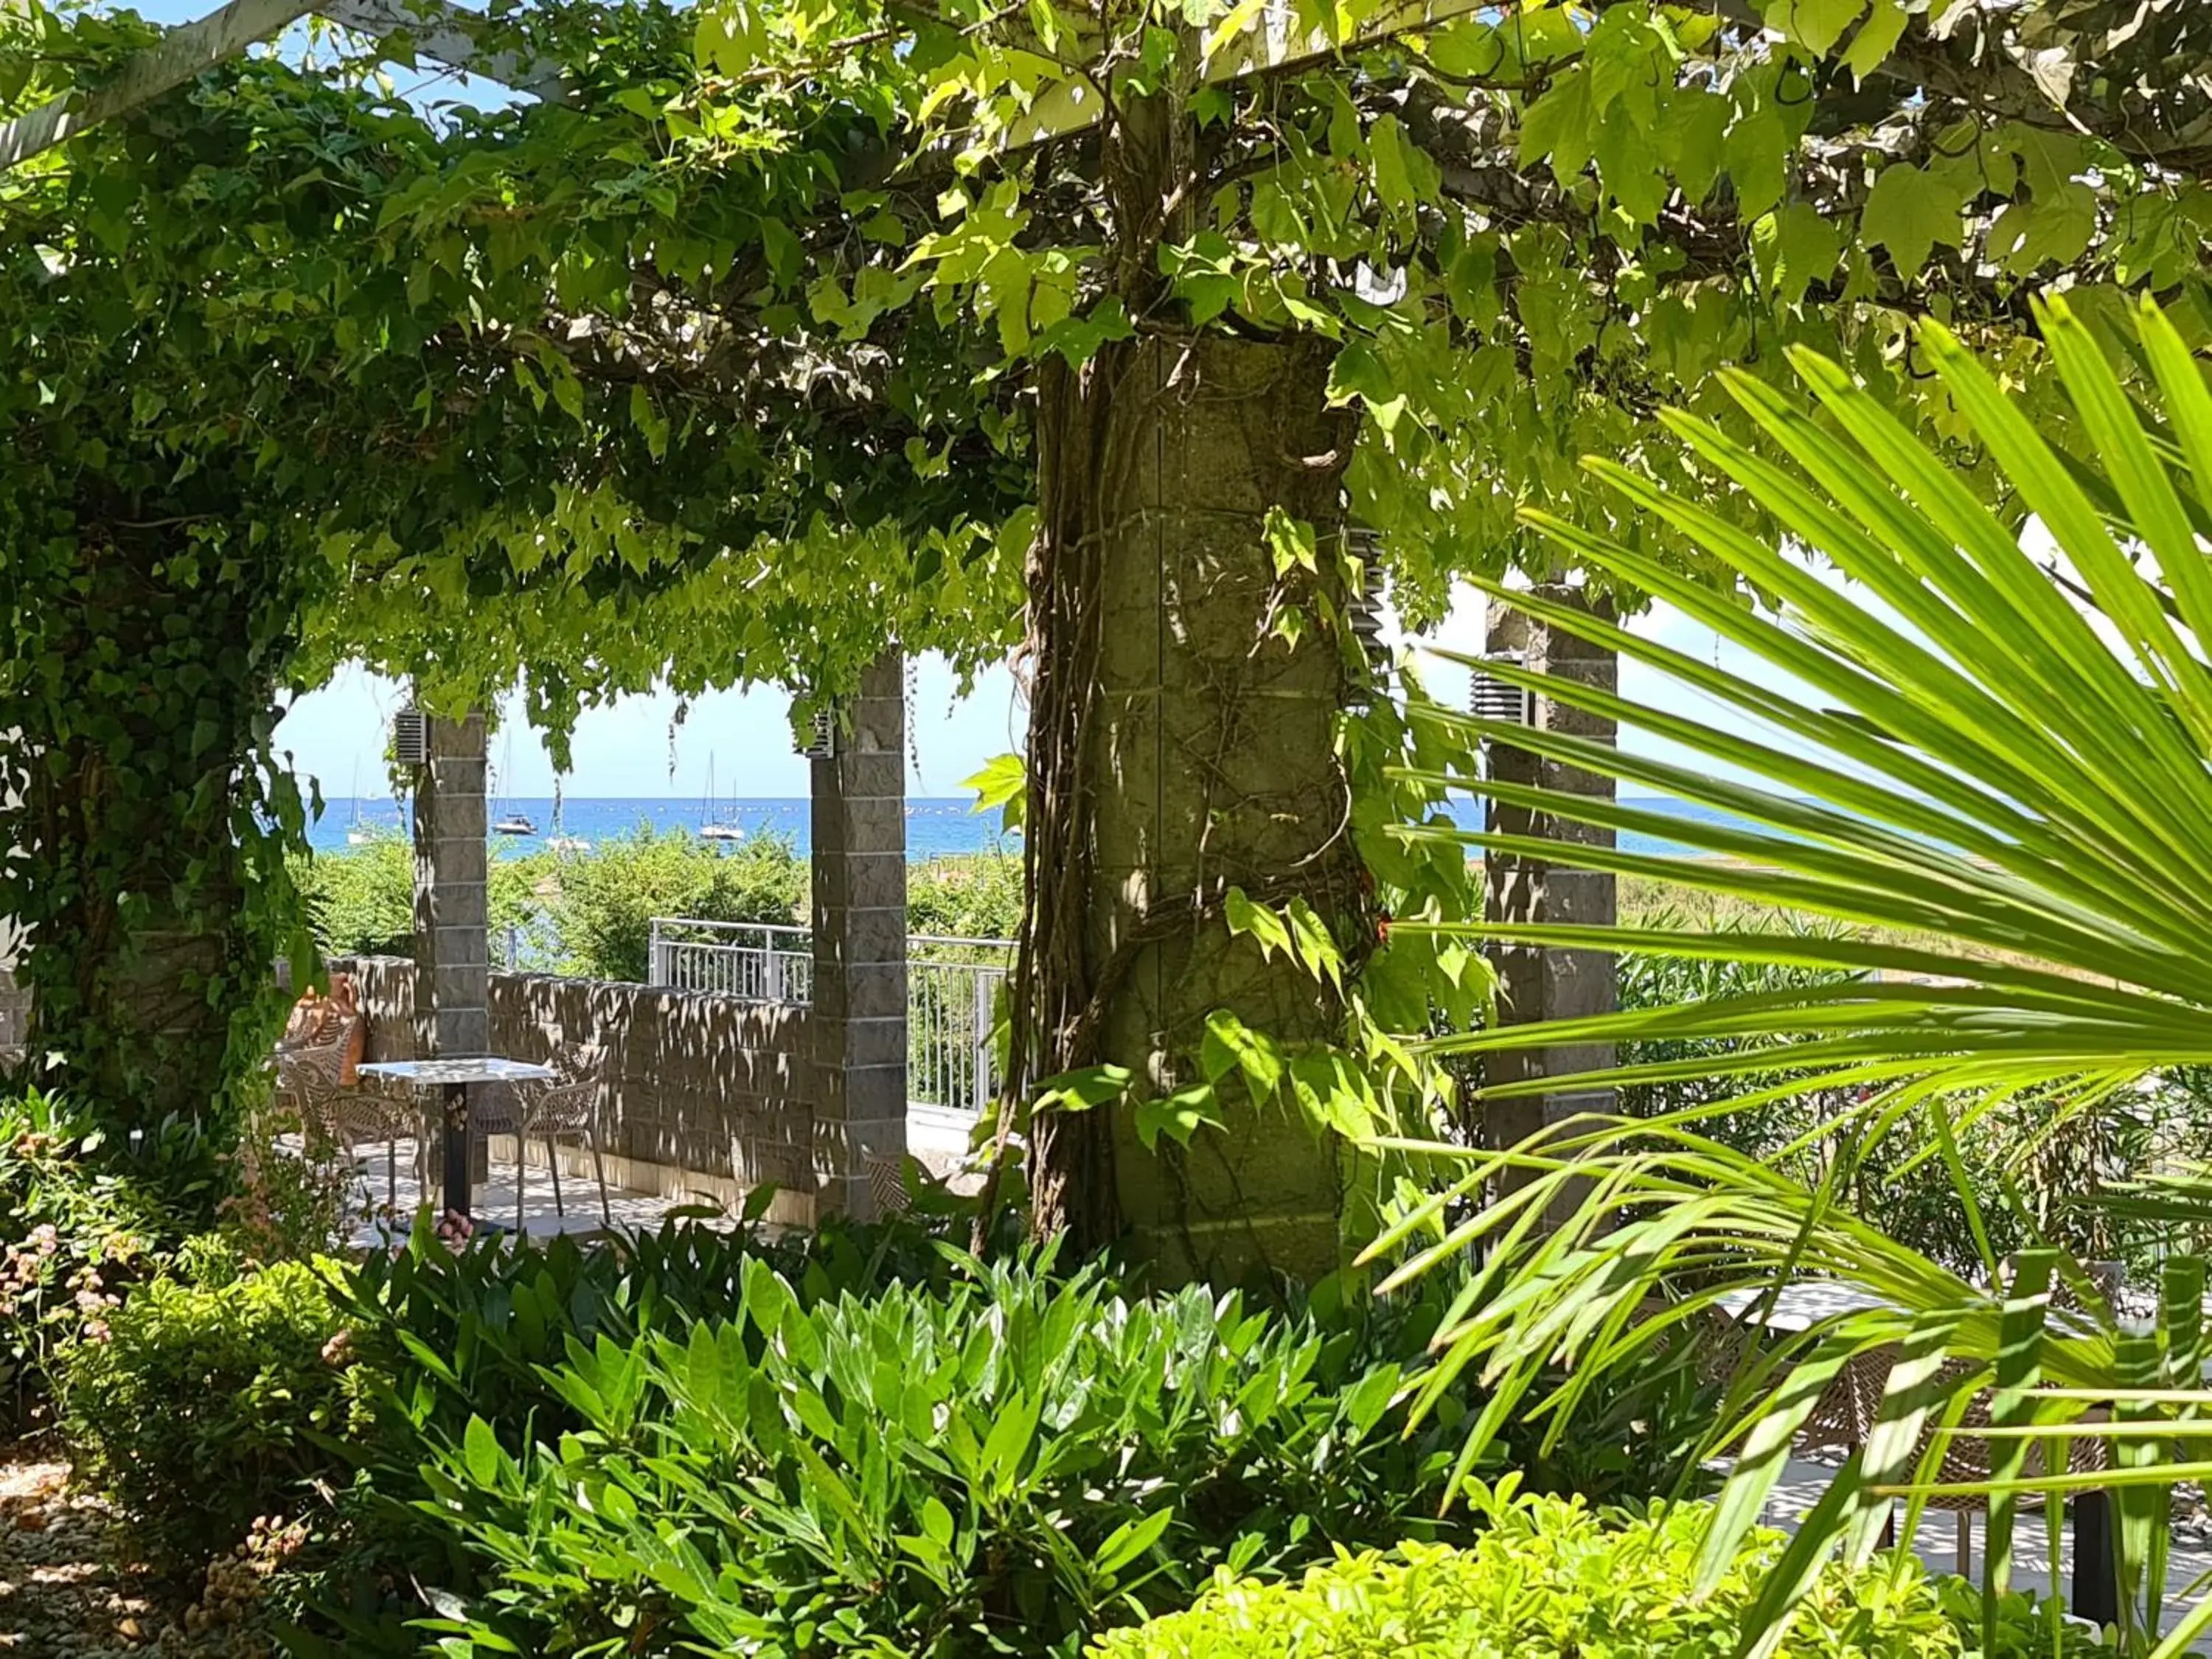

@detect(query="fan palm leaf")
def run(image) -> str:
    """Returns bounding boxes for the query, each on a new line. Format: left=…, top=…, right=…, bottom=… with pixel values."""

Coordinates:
left=1368, top=294, right=2212, bottom=1658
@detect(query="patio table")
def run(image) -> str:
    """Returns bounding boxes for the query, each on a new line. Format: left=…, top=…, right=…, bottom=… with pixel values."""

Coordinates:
left=355, top=1057, right=555, bottom=1222
left=1711, top=1282, right=2117, bottom=1627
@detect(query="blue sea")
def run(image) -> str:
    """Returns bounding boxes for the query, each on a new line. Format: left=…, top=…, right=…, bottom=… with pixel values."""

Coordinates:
left=306, top=796, right=1741, bottom=862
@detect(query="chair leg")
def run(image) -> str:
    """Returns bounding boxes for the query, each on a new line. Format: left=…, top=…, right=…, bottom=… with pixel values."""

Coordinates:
left=589, top=1131, right=611, bottom=1228
left=547, top=1138, right=566, bottom=1218
left=1956, top=1510, right=1972, bottom=1578
left=515, top=1133, right=526, bottom=1234
left=386, top=1137, right=398, bottom=1214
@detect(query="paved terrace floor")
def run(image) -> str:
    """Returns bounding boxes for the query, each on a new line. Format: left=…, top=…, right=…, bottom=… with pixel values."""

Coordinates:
left=1766, top=1453, right=2212, bottom=1646
left=330, top=1103, right=984, bottom=1250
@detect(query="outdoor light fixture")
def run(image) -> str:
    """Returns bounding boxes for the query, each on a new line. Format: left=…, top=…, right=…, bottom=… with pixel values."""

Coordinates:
left=1469, top=654, right=1537, bottom=726
left=1349, top=562, right=1389, bottom=678
left=392, top=708, right=430, bottom=766
left=798, top=706, right=838, bottom=762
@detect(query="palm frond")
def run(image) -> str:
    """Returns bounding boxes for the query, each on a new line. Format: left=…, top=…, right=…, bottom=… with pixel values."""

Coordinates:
left=1371, top=295, right=2212, bottom=1653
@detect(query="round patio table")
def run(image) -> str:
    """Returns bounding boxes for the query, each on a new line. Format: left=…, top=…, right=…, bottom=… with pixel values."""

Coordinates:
left=355, top=1056, right=556, bottom=1222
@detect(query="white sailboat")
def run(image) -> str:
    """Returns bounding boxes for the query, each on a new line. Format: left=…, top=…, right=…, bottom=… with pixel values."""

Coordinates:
left=490, top=727, right=536, bottom=836
left=546, top=791, right=589, bottom=852
left=699, top=756, right=744, bottom=844
left=346, top=761, right=374, bottom=844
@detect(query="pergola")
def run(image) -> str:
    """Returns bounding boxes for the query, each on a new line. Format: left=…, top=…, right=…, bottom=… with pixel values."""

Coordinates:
left=1, top=0, right=568, bottom=170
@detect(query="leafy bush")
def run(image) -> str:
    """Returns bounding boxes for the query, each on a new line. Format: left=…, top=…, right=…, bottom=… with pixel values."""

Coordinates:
left=296, top=1219, right=1485, bottom=1657
left=411, top=1260, right=1472, bottom=1656
left=295, top=836, right=414, bottom=958
left=1093, top=1489, right=2115, bottom=1659
left=908, top=852, right=1023, bottom=939
left=1615, top=922, right=2212, bottom=1276
left=59, top=1245, right=375, bottom=1566
left=549, top=825, right=805, bottom=981
left=296, top=837, right=554, bottom=965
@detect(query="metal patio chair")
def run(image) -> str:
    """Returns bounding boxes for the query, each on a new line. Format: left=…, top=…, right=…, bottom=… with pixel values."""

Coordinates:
left=274, top=1023, right=417, bottom=1210
left=475, top=1040, right=613, bottom=1231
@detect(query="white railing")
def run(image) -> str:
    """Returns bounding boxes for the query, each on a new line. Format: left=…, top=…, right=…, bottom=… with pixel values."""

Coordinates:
left=644, top=919, right=1012, bottom=1113
left=647, top=919, right=815, bottom=1004
left=909, top=936, right=1012, bottom=1116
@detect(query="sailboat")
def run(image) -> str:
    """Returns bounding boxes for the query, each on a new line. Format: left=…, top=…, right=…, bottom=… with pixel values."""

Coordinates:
left=346, top=761, right=374, bottom=844
left=490, top=727, right=536, bottom=836
left=545, top=789, right=589, bottom=853
left=699, top=756, right=744, bottom=844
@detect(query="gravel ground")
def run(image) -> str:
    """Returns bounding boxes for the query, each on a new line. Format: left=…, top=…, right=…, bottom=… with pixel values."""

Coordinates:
left=0, top=1453, right=279, bottom=1658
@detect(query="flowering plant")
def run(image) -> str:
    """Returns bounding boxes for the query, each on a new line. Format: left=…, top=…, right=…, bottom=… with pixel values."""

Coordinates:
left=0, top=1091, right=195, bottom=1428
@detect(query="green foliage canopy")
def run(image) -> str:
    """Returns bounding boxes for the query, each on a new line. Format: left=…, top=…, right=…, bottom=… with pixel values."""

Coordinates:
left=675, top=0, right=2212, bottom=613
left=3, top=0, right=2205, bottom=1166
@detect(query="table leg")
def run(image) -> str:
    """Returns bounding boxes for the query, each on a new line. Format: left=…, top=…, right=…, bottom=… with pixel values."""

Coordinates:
left=442, top=1081, right=472, bottom=1220
left=2072, top=1489, right=2118, bottom=1630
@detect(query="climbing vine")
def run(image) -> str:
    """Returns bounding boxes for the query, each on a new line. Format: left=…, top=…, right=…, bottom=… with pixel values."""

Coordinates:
left=0, top=8, right=1023, bottom=1145
left=1, top=0, right=2206, bottom=1243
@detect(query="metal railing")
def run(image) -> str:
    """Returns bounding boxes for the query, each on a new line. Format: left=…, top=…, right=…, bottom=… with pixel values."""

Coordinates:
left=909, top=936, right=1012, bottom=1116
left=647, top=918, right=815, bottom=1004
left=644, top=919, right=1012, bottom=1113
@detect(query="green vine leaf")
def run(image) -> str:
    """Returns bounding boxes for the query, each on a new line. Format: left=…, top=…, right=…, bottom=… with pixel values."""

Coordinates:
left=962, top=754, right=1027, bottom=832
left=1862, top=161, right=1966, bottom=282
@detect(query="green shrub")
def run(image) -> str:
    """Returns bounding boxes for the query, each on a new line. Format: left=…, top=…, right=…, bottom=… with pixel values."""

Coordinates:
left=295, top=837, right=414, bottom=957
left=60, top=1249, right=375, bottom=1567
left=1615, top=922, right=2212, bottom=1277
left=549, top=825, right=804, bottom=981
left=907, top=852, right=1023, bottom=939
left=296, top=837, right=554, bottom=965
left=414, top=1261, right=1475, bottom=1656
left=1092, top=1489, right=2115, bottom=1659
left=305, top=1222, right=1484, bottom=1657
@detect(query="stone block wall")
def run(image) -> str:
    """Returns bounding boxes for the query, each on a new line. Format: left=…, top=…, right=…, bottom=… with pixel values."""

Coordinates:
left=1481, top=585, right=1618, bottom=1215
left=336, top=956, right=817, bottom=1225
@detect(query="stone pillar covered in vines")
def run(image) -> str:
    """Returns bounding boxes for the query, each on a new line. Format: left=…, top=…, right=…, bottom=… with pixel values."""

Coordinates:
left=0, top=517, right=307, bottom=1177
left=1013, top=91, right=1370, bottom=1279
left=1022, top=333, right=1368, bottom=1280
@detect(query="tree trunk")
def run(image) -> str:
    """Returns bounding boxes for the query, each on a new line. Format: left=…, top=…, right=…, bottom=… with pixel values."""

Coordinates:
left=1016, top=330, right=1366, bottom=1281
left=1, top=523, right=302, bottom=1158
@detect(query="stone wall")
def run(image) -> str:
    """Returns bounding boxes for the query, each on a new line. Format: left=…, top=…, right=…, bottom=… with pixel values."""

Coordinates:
left=336, top=956, right=817, bottom=1225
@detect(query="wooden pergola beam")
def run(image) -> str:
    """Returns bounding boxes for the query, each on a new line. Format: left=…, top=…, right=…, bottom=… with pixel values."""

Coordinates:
left=0, top=0, right=567, bottom=173
left=2, top=0, right=311, bottom=171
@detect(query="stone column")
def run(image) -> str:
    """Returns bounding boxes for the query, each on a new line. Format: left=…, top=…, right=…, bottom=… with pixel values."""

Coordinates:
left=412, top=710, right=490, bottom=1189
left=808, top=655, right=908, bottom=1220
left=1481, top=587, right=1618, bottom=1189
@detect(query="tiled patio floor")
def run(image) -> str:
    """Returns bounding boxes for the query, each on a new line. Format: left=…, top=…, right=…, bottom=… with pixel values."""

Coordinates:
left=334, top=1135, right=714, bottom=1249
left=1765, top=1454, right=2212, bottom=1643
left=327, top=1101, right=990, bottom=1251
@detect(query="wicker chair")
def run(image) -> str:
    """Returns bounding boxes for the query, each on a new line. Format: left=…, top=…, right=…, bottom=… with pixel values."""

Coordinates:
left=1832, top=1346, right=2111, bottom=1573
left=273, top=1023, right=419, bottom=1210
left=1813, top=1264, right=2123, bottom=1572
left=1633, top=1295, right=1863, bottom=1458
left=473, top=1041, right=612, bottom=1232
